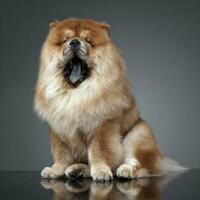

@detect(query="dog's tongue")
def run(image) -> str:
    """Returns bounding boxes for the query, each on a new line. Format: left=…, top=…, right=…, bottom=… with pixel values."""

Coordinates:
left=68, top=60, right=82, bottom=84
left=64, top=56, right=88, bottom=86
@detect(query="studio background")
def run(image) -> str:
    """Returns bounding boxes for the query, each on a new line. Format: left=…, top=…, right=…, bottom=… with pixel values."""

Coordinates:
left=0, top=0, right=199, bottom=170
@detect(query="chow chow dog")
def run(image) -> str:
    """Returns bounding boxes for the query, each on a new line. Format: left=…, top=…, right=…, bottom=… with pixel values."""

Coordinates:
left=34, top=18, right=185, bottom=181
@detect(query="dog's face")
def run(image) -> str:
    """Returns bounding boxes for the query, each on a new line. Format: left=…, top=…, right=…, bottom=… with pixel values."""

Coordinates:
left=42, top=18, right=111, bottom=86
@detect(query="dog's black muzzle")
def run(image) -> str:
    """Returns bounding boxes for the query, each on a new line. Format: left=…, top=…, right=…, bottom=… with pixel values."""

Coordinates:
left=69, top=39, right=81, bottom=52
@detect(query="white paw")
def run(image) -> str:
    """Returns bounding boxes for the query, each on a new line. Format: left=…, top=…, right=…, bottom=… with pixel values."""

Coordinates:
left=117, top=164, right=135, bottom=178
left=91, top=169, right=113, bottom=182
left=41, top=165, right=65, bottom=179
left=116, top=163, right=149, bottom=178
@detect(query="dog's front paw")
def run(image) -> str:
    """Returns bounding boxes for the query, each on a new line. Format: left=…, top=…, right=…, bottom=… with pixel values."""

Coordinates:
left=65, top=164, right=90, bottom=178
left=91, top=168, right=113, bottom=182
left=41, top=164, right=66, bottom=179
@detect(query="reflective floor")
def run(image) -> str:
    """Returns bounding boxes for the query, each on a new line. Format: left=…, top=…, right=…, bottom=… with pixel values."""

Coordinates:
left=0, top=169, right=199, bottom=199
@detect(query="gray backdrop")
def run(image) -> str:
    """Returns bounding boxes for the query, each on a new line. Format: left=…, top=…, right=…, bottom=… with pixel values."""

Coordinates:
left=0, top=0, right=199, bottom=170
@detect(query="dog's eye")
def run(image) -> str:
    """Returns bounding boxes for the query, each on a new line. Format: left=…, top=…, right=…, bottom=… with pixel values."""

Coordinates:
left=84, top=37, right=94, bottom=47
left=62, top=37, right=68, bottom=44
left=85, top=38, right=90, bottom=43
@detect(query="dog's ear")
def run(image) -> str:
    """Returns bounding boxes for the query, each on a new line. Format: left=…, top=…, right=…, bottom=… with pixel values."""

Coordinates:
left=100, top=22, right=111, bottom=37
left=49, top=20, right=59, bottom=30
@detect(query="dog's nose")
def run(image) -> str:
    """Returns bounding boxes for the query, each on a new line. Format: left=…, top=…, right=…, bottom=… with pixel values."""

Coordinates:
left=70, top=39, right=81, bottom=51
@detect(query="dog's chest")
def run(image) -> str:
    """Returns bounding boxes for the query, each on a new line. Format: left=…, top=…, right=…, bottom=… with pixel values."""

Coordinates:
left=46, top=88, right=102, bottom=137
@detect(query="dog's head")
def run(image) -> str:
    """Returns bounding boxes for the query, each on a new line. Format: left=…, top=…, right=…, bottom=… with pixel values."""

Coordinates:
left=41, top=18, right=111, bottom=86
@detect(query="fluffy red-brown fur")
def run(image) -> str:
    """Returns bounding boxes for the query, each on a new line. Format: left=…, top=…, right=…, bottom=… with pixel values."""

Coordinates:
left=35, top=18, right=163, bottom=181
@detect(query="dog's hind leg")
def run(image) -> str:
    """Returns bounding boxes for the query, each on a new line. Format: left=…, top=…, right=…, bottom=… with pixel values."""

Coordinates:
left=117, top=119, right=163, bottom=178
left=41, top=128, right=73, bottom=178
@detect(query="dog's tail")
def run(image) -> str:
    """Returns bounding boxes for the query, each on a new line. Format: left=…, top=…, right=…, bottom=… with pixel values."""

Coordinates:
left=161, top=157, right=188, bottom=173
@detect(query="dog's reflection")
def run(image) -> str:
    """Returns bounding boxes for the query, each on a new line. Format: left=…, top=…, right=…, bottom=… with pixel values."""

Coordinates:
left=41, top=177, right=164, bottom=200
